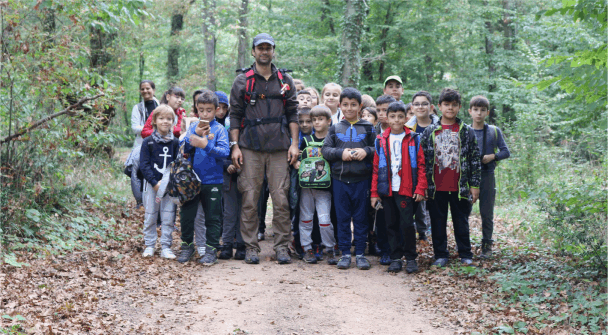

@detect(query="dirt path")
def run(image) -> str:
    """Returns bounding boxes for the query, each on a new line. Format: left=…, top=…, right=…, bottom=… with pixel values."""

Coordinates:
left=99, top=229, right=451, bottom=335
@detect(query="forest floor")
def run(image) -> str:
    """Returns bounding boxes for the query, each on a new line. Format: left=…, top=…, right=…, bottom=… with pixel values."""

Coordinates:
left=1, top=151, right=604, bottom=334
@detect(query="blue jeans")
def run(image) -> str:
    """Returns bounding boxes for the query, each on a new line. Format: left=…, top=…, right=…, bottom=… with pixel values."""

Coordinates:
left=333, top=179, right=370, bottom=256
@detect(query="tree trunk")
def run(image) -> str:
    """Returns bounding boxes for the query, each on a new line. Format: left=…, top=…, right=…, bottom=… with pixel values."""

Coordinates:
left=500, top=0, right=514, bottom=123
left=236, top=0, right=249, bottom=69
left=202, top=0, right=217, bottom=91
left=167, top=13, right=183, bottom=86
left=377, top=2, right=392, bottom=81
left=339, top=0, right=367, bottom=87
left=484, top=1, right=496, bottom=121
left=321, top=0, right=336, bottom=35
left=90, top=25, right=115, bottom=76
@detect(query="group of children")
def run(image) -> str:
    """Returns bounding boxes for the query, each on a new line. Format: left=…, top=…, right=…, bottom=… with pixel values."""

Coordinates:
left=135, top=75, right=510, bottom=274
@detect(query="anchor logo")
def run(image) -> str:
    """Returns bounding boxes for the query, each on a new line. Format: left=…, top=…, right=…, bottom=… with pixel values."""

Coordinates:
left=154, top=146, right=171, bottom=173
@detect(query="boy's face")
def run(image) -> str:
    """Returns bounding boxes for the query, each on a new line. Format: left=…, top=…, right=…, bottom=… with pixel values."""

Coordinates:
left=376, top=103, right=389, bottom=125
left=405, top=108, right=414, bottom=123
left=297, top=94, right=312, bottom=109
left=340, top=97, right=361, bottom=122
left=312, top=115, right=331, bottom=133
left=412, top=96, right=432, bottom=120
left=468, top=106, right=489, bottom=124
left=298, top=114, right=313, bottom=134
left=361, top=110, right=377, bottom=125
left=438, top=101, right=461, bottom=121
left=197, top=102, right=218, bottom=122
left=383, top=81, right=403, bottom=101
left=216, top=103, right=228, bottom=119
left=387, top=111, right=406, bottom=134
left=155, top=113, right=174, bottom=135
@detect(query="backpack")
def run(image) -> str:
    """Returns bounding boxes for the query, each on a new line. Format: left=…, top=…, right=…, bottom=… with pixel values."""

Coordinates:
left=482, top=124, right=500, bottom=166
left=166, top=144, right=201, bottom=204
left=298, top=137, right=331, bottom=188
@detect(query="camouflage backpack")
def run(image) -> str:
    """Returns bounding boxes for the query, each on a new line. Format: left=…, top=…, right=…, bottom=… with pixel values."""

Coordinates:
left=167, top=144, right=201, bottom=204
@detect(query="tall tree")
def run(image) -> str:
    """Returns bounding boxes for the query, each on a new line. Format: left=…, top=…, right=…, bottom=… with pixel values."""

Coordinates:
left=339, top=0, right=367, bottom=87
left=167, top=12, right=183, bottom=86
left=236, top=0, right=249, bottom=69
left=202, top=0, right=217, bottom=90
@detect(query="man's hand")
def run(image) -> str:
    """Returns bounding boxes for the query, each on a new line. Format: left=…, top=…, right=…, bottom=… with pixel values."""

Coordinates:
left=232, top=146, right=243, bottom=169
left=351, top=148, right=367, bottom=161
left=470, top=188, right=480, bottom=204
left=288, top=144, right=299, bottom=165
left=482, top=154, right=495, bottom=165
left=371, top=197, right=381, bottom=209
left=293, top=161, right=301, bottom=170
left=190, top=135, right=208, bottom=149
left=413, top=193, right=424, bottom=202
left=342, top=149, right=353, bottom=161
left=153, top=183, right=160, bottom=192
left=227, top=164, right=237, bottom=174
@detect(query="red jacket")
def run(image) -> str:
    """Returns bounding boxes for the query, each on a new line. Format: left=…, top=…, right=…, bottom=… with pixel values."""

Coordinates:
left=371, top=126, right=427, bottom=198
left=141, top=107, right=185, bottom=139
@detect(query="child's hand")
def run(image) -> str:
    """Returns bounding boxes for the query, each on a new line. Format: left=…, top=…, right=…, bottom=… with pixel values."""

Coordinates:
left=293, top=161, right=300, bottom=170
left=195, top=122, right=211, bottom=136
left=153, top=183, right=160, bottom=192
left=482, top=154, right=495, bottom=164
left=370, top=197, right=381, bottom=209
left=413, top=193, right=424, bottom=202
left=227, top=164, right=237, bottom=174
left=470, top=188, right=480, bottom=204
left=190, top=134, right=209, bottom=149
left=351, top=148, right=367, bottom=161
left=342, top=149, right=353, bottom=161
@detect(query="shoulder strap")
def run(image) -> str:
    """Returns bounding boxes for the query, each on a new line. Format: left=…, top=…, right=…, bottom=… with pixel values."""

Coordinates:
left=482, top=124, right=488, bottom=158
left=243, top=68, right=255, bottom=104
left=138, top=102, right=145, bottom=121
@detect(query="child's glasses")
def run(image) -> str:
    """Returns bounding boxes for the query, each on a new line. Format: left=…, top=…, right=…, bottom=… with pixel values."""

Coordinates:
left=412, top=102, right=430, bottom=108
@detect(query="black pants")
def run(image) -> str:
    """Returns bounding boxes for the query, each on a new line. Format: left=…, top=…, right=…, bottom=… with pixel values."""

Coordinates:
left=180, top=185, right=223, bottom=249
left=382, top=195, right=418, bottom=261
left=427, top=191, right=473, bottom=259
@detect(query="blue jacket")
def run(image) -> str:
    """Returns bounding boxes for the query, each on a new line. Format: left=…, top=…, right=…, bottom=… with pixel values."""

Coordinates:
left=182, top=119, right=230, bottom=185
left=139, top=136, right=179, bottom=187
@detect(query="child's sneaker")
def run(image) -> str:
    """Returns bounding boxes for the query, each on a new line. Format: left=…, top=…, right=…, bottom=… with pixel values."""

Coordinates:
left=460, top=258, right=473, bottom=266
left=218, top=244, right=233, bottom=260
left=379, top=253, right=391, bottom=266
left=431, top=258, right=448, bottom=267
left=177, top=242, right=195, bottom=263
left=336, top=255, right=352, bottom=269
left=314, top=245, right=324, bottom=261
left=234, top=244, right=246, bottom=260
left=333, top=245, right=342, bottom=257
left=405, top=260, right=419, bottom=273
left=303, top=249, right=317, bottom=264
left=387, top=259, right=403, bottom=273
left=160, top=248, right=176, bottom=259
left=326, top=249, right=338, bottom=265
left=356, top=255, right=371, bottom=270
left=199, top=247, right=218, bottom=266
left=142, top=246, right=155, bottom=258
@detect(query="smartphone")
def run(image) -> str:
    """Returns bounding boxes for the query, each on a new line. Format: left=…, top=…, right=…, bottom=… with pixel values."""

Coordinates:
left=199, top=119, right=210, bottom=124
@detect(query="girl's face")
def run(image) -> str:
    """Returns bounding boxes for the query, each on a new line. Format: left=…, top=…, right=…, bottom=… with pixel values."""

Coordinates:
left=322, top=87, right=340, bottom=110
left=167, top=93, right=184, bottom=111
left=140, top=83, right=155, bottom=101
left=361, top=110, right=377, bottom=125
left=155, top=113, right=174, bottom=136
left=216, top=103, right=228, bottom=119
left=309, top=92, right=319, bottom=107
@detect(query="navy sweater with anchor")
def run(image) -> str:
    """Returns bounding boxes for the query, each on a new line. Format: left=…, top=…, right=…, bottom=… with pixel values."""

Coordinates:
left=139, top=135, right=179, bottom=187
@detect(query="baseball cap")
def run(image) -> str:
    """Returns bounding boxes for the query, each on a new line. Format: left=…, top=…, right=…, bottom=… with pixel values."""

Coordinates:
left=215, top=91, right=229, bottom=105
left=384, top=75, right=403, bottom=86
left=252, top=33, right=275, bottom=47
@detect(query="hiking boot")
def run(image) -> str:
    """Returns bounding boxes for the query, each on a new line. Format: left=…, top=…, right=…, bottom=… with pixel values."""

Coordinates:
left=432, top=258, right=448, bottom=267
left=197, top=246, right=206, bottom=258
left=218, top=244, right=233, bottom=260
left=160, top=248, right=176, bottom=259
left=336, top=255, right=352, bottom=269
left=234, top=244, right=246, bottom=260
left=245, top=248, right=259, bottom=264
left=405, top=260, right=419, bottom=273
left=356, top=255, right=371, bottom=270
left=326, top=249, right=338, bottom=265
left=176, top=242, right=195, bottom=263
left=480, top=241, right=493, bottom=259
left=142, top=246, right=155, bottom=258
left=199, top=247, right=218, bottom=266
left=388, top=259, right=403, bottom=273
left=257, top=232, right=265, bottom=241
left=276, top=247, right=291, bottom=264
left=303, top=249, right=317, bottom=264
left=418, top=232, right=428, bottom=242
left=379, top=253, right=391, bottom=266
left=460, top=258, right=473, bottom=266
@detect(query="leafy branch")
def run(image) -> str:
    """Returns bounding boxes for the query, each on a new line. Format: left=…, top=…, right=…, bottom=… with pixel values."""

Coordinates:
left=0, top=93, right=105, bottom=145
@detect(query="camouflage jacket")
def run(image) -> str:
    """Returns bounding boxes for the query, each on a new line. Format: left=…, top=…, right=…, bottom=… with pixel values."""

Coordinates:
left=420, top=117, right=481, bottom=200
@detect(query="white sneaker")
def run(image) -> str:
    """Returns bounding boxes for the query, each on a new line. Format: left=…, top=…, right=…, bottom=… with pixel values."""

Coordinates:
left=143, top=247, right=155, bottom=257
left=161, top=248, right=176, bottom=259
left=197, top=246, right=206, bottom=257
